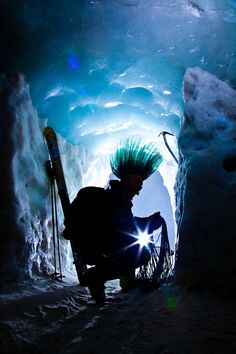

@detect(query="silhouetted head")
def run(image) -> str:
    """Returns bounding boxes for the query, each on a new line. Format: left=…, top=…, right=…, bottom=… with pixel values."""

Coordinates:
left=121, top=174, right=143, bottom=200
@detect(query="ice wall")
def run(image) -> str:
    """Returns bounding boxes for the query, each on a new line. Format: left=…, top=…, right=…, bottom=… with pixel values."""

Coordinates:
left=0, top=73, right=95, bottom=280
left=176, top=67, right=236, bottom=290
left=0, top=72, right=49, bottom=279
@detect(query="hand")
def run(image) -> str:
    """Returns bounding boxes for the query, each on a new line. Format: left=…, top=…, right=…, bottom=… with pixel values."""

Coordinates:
left=148, top=212, right=162, bottom=232
left=152, top=211, right=160, bottom=217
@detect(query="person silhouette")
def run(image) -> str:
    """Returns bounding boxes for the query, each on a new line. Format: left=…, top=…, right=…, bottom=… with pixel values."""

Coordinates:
left=64, top=139, right=165, bottom=303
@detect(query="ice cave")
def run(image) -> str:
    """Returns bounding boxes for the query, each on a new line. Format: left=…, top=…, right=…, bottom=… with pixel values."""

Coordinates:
left=0, top=1, right=236, bottom=353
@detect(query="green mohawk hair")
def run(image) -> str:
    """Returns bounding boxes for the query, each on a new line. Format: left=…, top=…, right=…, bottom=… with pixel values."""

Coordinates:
left=110, top=138, right=163, bottom=180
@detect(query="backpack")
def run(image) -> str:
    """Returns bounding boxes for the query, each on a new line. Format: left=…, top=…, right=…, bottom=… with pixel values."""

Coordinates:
left=63, top=186, right=105, bottom=237
left=63, top=186, right=122, bottom=258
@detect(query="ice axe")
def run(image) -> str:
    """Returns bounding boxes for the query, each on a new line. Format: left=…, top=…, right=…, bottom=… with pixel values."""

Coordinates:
left=158, top=131, right=178, bottom=164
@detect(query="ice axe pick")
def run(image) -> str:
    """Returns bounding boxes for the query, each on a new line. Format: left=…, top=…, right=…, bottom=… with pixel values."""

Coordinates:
left=158, top=131, right=178, bottom=164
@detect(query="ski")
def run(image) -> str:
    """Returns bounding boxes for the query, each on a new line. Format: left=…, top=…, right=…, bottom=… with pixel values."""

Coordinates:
left=43, top=126, right=86, bottom=282
left=44, top=127, right=70, bottom=217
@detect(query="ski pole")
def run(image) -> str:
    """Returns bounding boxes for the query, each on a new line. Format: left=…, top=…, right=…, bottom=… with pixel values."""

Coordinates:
left=50, top=171, right=57, bottom=275
left=46, top=160, right=60, bottom=277
left=52, top=178, right=63, bottom=279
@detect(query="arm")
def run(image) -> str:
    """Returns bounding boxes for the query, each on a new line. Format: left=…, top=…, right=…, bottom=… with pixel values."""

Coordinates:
left=134, top=212, right=164, bottom=233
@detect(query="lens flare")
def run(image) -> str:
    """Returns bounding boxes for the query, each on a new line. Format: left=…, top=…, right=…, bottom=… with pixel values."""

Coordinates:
left=68, top=53, right=81, bottom=70
left=164, top=294, right=177, bottom=311
left=137, top=230, right=151, bottom=247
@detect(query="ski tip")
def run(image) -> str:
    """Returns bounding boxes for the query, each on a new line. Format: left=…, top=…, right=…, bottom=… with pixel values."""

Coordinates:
left=44, top=126, right=57, bottom=140
left=44, top=126, right=54, bottom=134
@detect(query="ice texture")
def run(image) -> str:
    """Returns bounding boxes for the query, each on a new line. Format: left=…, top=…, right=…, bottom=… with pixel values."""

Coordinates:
left=0, top=73, right=97, bottom=280
left=176, top=67, right=236, bottom=289
left=0, top=72, right=51, bottom=279
left=1, top=0, right=236, bottom=148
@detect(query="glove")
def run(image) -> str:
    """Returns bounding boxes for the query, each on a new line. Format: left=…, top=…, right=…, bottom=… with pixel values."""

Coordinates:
left=152, top=211, right=160, bottom=217
left=148, top=212, right=163, bottom=232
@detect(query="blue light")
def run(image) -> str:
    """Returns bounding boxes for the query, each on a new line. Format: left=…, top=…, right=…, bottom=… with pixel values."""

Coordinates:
left=68, top=54, right=81, bottom=70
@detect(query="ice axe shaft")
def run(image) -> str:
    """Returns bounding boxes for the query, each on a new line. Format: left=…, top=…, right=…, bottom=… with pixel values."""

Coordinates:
left=159, top=131, right=178, bottom=164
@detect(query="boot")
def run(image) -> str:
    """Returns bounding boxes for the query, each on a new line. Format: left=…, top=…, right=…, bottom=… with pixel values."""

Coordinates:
left=80, top=267, right=106, bottom=303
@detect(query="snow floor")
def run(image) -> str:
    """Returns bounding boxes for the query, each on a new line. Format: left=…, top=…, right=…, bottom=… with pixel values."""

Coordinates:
left=0, top=277, right=235, bottom=353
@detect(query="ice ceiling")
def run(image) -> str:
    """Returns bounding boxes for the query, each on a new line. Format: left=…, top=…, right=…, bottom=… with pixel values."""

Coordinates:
left=1, top=0, right=236, bottom=150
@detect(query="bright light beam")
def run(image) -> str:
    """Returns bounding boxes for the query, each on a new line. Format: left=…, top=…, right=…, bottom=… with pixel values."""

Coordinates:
left=137, top=230, right=152, bottom=247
